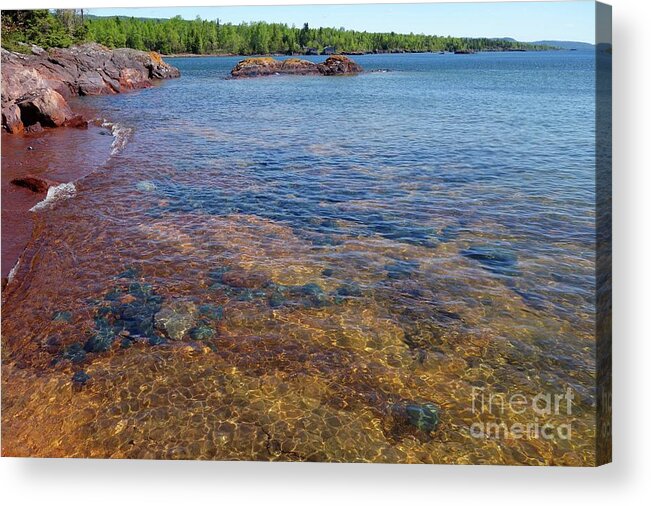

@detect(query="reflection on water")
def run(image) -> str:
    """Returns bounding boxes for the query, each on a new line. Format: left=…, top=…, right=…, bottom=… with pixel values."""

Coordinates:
left=2, top=52, right=597, bottom=464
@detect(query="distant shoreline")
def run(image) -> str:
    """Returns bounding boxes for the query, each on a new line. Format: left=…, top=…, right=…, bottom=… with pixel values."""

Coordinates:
left=162, top=48, right=557, bottom=58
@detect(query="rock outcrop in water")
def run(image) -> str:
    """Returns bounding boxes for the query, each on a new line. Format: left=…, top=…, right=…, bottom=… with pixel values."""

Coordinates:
left=316, top=54, right=364, bottom=76
left=230, top=55, right=362, bottom=78
left=1, top=43, right=180, bottom=134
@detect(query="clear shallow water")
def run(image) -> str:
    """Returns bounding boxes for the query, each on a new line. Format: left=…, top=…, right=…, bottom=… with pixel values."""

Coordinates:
left=2, top=51, right=597, bottom=464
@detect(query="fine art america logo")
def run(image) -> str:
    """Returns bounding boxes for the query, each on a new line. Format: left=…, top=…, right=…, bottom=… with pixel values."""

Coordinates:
left=469, top=387, right=575, bottom=440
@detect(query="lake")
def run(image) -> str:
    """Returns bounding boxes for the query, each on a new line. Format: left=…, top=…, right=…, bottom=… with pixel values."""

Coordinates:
left=1, top=51, right=598, bottom=464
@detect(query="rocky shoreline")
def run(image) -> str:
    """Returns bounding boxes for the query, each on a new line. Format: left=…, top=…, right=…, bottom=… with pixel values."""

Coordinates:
left=230, top=55, right=362, bottom=78
left=1, top=43, right=180, bottom=134
left=1, top=43, right=180, bottom=286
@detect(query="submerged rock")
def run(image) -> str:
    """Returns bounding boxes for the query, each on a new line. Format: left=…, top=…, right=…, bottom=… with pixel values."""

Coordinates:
left=154, top=300, right=197, bottom=341
left=438, top=224, right=462, bottom=243
left=461, top=245, right=518, bottom=276
left=268, top=290, right=286, bottom=308
left=72, top=370, right=91, bottom=385
left=291, top=283, right=324, bottom=297
left=287, top=283, right=330, bottom=308
left=198, top=303, right=224, bottom=321
left=148, top=334, right=166, bottom=346
left=207, top=266, right=230, bottom=284
left=230, top=55, right=362, bottom=78
left=405, top=403, right=441, bottom=432
left=334, top=282, right=363, bottom=298
left=62, top=343, right=87, bottom=364
left=391, top=401, right=441, bottom=434
left=115, top=266, right=139, bottom=279
left=385, top=259, right=420, bottom=280
left=236, top=288, right=267, bottom=301
left=321, top=268, right=335, bottom=277
left=11, top=174, right=59, bottom=193
left=189, top=325, right=216, bottom=341
left=83, top=281, right=165, bottom=352
left=84, top=327, right=115, bottom=353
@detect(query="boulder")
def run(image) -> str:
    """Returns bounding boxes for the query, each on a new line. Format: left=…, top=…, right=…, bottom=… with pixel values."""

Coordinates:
left=16, top=88, right=74, bottom=127
left=316, top=55, right=363, bottom=76
left=63, top=115, right=88, bottom=129
left=2, top=103, right=24, bottom=134
left=25, top=122, right=44, bottom=134
left=230, top=55, right=362, bottom=78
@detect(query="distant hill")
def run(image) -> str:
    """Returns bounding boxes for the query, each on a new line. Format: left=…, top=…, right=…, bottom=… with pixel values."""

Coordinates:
left=531, top=40, right=595, bottom=50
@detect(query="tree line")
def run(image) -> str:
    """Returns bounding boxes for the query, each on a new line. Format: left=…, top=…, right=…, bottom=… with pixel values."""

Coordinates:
left=1, top=9, right=552, bottom=55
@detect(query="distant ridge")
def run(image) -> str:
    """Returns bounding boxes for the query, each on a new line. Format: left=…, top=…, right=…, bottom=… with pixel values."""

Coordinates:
left=531, top=40, right=595, bottom=50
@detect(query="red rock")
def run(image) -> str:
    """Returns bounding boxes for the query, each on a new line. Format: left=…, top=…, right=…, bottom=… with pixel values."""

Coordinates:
left=25, top=122, right=44, bottom=134
left=1, top=103, right=24, bottom=134
left=280, top=58, right=322, bottom=75
left=230, top=55, right=362, bottom=78
left=63, top=115, right=89, bottom=129
left=1, top=44, right=180, bottom=134
left=10, top=175, right=59, bottom=193
left=317, top=55, right=363, bottom=76
left=230, top=57, right=290, bottom=78
left=16, top=88, right=74, bottom=128
left=119, top=68, right=152, bottom=90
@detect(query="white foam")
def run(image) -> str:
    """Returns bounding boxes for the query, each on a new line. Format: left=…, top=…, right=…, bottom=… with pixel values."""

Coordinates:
left=30, top=182, right=77, bottom=212
left=7, top=259, right=20, bottom=285
left=136, top=180, right=157, bottom=192
left=101, top=120, right=133, bottom=156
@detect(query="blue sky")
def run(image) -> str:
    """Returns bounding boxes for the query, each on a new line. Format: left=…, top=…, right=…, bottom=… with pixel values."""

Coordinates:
left=87, top=1, right=596, bottom=43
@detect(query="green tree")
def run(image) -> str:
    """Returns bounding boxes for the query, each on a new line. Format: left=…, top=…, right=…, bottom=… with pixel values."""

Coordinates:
left=2, top=10, right=555, bottom=55
left=298, top=22, right=310, bottom=48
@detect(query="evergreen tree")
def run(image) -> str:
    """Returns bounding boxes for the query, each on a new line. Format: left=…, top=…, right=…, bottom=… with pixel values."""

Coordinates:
left=2, top=10, right=555, bottom=55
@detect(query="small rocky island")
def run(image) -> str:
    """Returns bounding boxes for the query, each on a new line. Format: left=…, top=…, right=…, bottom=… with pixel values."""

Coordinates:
left=230, top=55, right=362, bottom=78
left=1, top=43, right=180, bottom=134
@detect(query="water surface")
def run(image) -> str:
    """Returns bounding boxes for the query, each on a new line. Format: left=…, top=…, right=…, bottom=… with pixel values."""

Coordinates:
left=2, top=51, right=597, bottom=464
